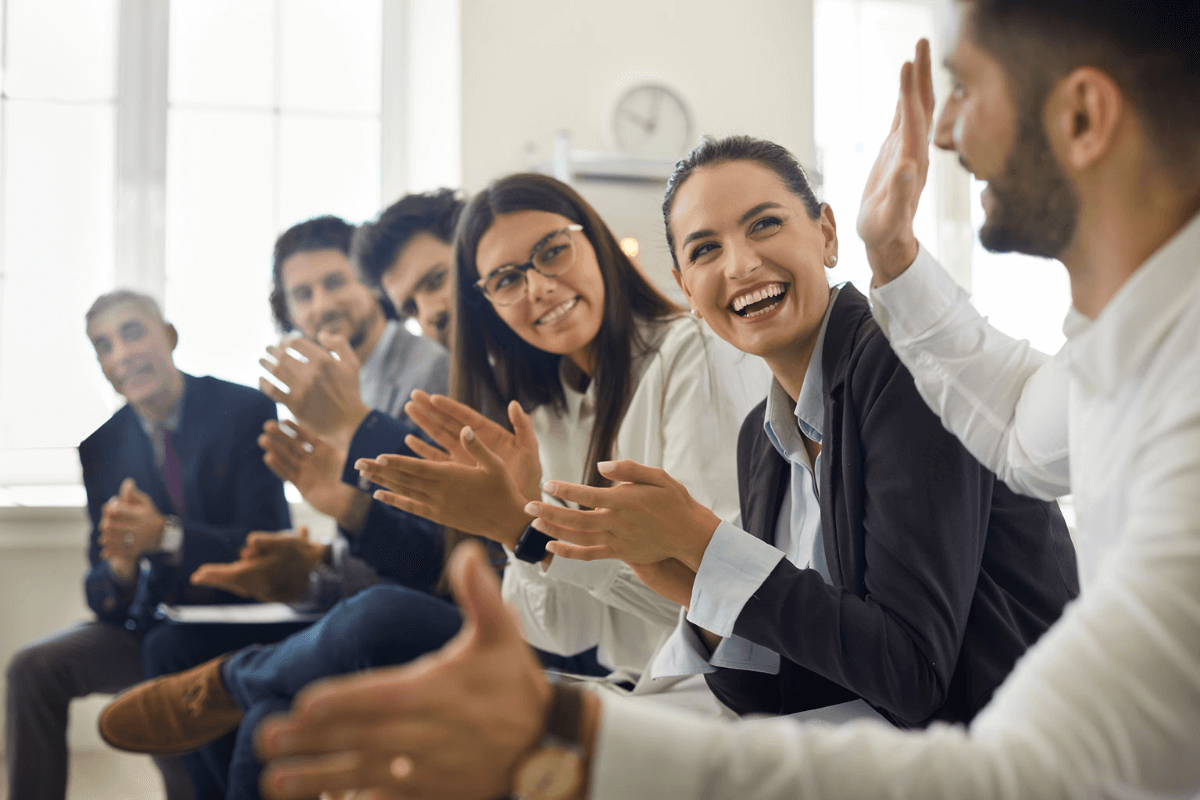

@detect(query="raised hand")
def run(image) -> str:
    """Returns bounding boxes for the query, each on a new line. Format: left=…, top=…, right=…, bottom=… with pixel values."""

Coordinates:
left=528, top=459, right=722, bottom=572
left=258, top=419, right=367, bottom=531
left=256, top=541, right=556, bottom=800
left=405, top=392, right=543, bottom=503
left=259, top=333, right=371, bottom=444
left=356, top=425, right=532, bottom=549
left=190, top=527, right=325, bottom=603
left=99, top=477, right=167, bottom=572
left=857, top=38, right=935, bottom=284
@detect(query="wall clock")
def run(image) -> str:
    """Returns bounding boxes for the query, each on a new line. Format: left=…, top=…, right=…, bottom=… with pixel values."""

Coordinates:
left=611, top=82, right=693, bottom=160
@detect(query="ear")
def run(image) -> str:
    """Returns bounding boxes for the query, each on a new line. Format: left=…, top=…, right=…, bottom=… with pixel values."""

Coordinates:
left=1045, top=66, right=1125, bottom=173
left=818, top=204, right=839, bottom=270
left=165, top=323, right=179, bottom=351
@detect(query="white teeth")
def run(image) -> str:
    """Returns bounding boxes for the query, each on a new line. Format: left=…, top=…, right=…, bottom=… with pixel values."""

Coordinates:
left=730, top=283, right=786, bottom=312
left=537, top=297, right=579, bottom=325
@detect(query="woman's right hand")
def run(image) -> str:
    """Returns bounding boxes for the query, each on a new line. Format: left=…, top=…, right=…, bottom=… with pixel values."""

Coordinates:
left=356, top=425, right=533, bottom=549
left=404, top=391, right=543, bottom=503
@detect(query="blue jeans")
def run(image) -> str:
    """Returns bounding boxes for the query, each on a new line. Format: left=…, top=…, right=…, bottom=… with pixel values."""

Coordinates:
left=140, top=619, right=315, bottom=799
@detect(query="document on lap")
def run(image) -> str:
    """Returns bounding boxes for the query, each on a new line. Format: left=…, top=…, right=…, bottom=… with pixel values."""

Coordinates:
left=156, top=603, right=324, bottom=624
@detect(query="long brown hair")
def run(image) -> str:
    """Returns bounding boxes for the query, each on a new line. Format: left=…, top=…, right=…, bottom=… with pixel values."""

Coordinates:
left=450, top=173, right=680, bottom=488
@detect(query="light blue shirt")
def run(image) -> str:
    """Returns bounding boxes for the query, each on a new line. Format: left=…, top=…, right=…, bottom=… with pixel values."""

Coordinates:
left=651, top=286, right=840, bottom=679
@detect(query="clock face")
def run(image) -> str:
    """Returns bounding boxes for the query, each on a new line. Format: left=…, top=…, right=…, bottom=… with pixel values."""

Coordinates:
left=612, top=83, right=693, bottom=160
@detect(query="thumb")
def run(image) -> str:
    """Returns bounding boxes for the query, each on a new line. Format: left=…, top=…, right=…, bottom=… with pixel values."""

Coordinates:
left=460, top=426, right=504, bottom=472
left=447, top=540, right=520, bottom=649
left=508, top=400, right=537, bottom=451
left=294, top=524, right=310, bottom=542
left=318, top=332, right=359, bottom=370
left=119, top=477, right=138, bottom=502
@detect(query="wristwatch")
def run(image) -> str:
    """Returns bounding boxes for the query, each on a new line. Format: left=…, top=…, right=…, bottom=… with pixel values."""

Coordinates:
left=513, top=521, right=554, bottom=563
left=513, top=682, right=586, bottom=800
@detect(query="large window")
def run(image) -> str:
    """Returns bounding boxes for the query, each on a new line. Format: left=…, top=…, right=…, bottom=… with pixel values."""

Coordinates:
left=814, top=0, right=1070, bottom=353
left=0, top=0, right=399, bottom=505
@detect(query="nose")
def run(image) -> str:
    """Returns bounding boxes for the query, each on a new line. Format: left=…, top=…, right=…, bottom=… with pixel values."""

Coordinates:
left=524, top=268, right=560, bottom=303
left=418, top=294, right=451, bottom=330
left=723, top=239, right=762, bottom=281
left=933, top=97, right=958, bottom=152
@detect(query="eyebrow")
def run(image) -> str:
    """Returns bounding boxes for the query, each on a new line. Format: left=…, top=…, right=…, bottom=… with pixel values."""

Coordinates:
left=680, top=202, right=786, bottom=249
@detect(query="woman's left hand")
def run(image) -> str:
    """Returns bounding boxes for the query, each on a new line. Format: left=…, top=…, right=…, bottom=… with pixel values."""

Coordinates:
left=357, top=426, right=532, bottom=548
left=530, top=459, right=722, bottom=571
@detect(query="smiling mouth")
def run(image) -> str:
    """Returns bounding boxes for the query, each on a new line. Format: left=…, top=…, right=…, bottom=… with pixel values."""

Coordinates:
left=536, top=297, right=579, bottom=325
left=729, top=283, right=789, bottom=318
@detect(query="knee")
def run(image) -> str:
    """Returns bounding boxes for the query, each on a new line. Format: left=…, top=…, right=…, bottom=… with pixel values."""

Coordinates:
left=141, top=623, right=193, bottom=677
left=7, top=641, right=59, bottom=697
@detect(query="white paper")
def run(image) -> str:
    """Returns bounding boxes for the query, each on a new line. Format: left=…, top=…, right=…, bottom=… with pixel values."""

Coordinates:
left=157, top=603, right=323, bottom=624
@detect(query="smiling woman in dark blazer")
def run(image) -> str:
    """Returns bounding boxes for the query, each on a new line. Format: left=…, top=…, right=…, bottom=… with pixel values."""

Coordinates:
left=529, top=135, right=1080, bottom=728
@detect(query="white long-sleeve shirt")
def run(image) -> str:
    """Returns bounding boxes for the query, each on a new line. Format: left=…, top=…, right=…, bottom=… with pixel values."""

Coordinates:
left=590, top=213, right=1200, bottom=799
left=502, top=315, right=769, bottom=682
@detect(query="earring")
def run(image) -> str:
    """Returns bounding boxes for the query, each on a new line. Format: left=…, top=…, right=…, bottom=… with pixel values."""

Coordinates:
left=829, top=255, right=838, bottom=266
left=690, top=307, right=701, bottom=317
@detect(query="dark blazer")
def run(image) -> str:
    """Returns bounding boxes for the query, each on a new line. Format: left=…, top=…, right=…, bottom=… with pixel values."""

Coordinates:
left=80, top=373, right=290, bottom=632
left=705, top=285, right=1079, bottom=727
left=338, top=410, right=444, bottom=594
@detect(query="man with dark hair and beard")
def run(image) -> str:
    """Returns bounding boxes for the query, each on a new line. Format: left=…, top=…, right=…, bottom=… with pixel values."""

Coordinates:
left=243, top=1, right=1200, bottom=798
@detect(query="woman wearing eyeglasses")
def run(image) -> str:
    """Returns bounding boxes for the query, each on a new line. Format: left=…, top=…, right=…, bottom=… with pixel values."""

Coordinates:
left=98, top=173, right=764, bottom=800
left=356, top=171, right=767, bottom=686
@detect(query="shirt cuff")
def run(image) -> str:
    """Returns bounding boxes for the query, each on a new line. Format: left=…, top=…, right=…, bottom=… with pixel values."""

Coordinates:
left=869, top=245, right=968, bottom=342
left=538, top=547, right=624, bottom=593
left=158, top=516, right=184, bottom=566
left=710, top=634, right=781, bottom=675
left=688, top=521, right=784, bottom=638
left=650, top=608, right=718, bottom=679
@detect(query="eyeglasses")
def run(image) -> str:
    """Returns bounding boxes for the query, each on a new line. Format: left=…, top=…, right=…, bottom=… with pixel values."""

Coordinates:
left=474, top=224, right=584, bottom=306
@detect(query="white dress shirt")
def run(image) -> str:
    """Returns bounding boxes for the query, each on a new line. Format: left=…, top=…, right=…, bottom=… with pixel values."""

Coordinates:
left=502, top=315, right=769, bottom=686
left=652, top=287, right=838, bottom=680
left=589, top=213, right=1200, bottom=799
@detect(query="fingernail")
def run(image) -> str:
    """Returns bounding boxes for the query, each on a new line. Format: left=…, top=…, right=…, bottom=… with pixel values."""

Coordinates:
left=463, top=426, right=475, bottom=441
left=354, top=459, right=369, bottom=471
left=543, top=481, right=558, bottom=494
left=525, top=502, right=541, bottom=515
left=531, top=519, right=546, bottom=533
left=597, top=461, right=616, bottom=474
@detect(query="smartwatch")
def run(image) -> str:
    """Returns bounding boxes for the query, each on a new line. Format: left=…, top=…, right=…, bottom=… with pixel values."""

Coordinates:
left=514, top=522, right=553, bottom=563
left=513, top=682, right=586, bottom=800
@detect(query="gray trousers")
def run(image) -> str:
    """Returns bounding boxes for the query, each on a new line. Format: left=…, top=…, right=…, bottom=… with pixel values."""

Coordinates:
left=4, top=621, right=195, bottom=800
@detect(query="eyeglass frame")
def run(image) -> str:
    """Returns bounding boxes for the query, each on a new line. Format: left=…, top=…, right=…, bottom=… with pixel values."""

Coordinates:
left=473, top=224, right=585, bottom=306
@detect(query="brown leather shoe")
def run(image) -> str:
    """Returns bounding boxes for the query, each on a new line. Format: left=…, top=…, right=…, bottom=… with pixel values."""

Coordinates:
left=99, top=653, right=242, bottom=755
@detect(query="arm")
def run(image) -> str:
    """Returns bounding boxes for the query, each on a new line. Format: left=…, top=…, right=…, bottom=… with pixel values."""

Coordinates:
left=869, top=248, right=1069, bottom=500
left=503, top=321, right=754, bottom=662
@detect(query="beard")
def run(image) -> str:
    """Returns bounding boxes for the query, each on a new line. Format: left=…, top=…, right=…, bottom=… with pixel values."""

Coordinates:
left=978, top=107, right=1080, bottom=259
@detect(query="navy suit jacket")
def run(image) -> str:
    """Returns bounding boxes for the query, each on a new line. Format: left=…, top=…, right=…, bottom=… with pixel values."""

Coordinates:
left=338, top=410, right=445, bottom=595
left=705, top=285, right=1080, bottom=727
left=81, top=373, right=290, bottom=632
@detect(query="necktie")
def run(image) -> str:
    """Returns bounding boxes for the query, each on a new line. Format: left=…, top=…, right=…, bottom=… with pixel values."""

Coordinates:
left=161, top=428, right=185, bottom=515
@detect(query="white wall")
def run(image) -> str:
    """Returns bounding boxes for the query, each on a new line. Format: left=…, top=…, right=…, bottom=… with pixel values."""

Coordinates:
left=459, top=0, right=815, bottom=290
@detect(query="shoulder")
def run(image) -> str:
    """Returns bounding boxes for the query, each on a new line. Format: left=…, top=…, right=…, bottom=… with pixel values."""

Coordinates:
left=80, top=404, right=135, bottom=455
left=738, top=399, right=768, bottom=449
left=380, top=324, right=449, bottom=378
left=191, top=375, right=276, bottom=418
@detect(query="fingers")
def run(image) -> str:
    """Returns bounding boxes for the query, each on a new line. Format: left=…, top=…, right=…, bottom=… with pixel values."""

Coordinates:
left=915, top=38, right=934, bottom=118
left=539, top=480, right=617, bottom=510
left=424, top=392, right=490, bottom=430
left=595, top=459, right=670, bottom=486
left=190, top=562, right=253, bottom=596
left=283, top=417, right=323, bottom=447
left=372, top=490, right=436, bottom=521
left=404, top=401, right=467, bottom=458
left=508, top=401, right=537, bottom=452
left=296, top=524, right=310, bottom=542
left=403, top=435, right=450, bottom=463
left=524, top=501, right=609, bottom=532
left=259, top=750, right=396, bottom=800
left=260, top=377, right=290, bottom=405
left=543, top=541, right=617, bottom=562
left=317, top=332, right=360, bottom=370
left=356, top=458, right=439, bottom=496
left=119, top=477, right=137, bottom=502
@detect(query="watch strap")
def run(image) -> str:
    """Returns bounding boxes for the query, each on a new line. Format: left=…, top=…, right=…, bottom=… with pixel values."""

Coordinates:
left=514, top=522, right=553, bottom=563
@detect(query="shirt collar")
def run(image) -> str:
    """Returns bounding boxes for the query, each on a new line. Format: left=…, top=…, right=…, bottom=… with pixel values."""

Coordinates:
left=763, top=285, right=839, bottom=460
left=358, top=319, right=399, bottom=383
left=1064, top=212, right=1200, bottom=395
left=135, top=378, right=185, bottom=438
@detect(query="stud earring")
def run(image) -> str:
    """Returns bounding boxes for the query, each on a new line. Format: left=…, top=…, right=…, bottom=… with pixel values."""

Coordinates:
left=690, top=307, right=701, bottom=317
left=829, top=255, right=838, bottom=266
